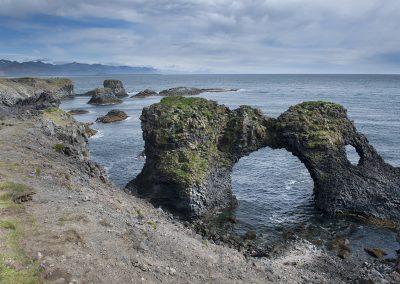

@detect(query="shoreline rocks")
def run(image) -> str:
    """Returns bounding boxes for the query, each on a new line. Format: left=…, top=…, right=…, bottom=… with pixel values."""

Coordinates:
left=0, top=77, right=74, bottom=106
left=127, top=97, right=400, bottom=222
left=96, top=109, right=128, bottom=123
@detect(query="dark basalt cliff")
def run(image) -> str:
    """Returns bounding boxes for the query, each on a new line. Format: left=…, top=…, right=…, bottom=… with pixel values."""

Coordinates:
left=127, top=97, right=400, bottom=223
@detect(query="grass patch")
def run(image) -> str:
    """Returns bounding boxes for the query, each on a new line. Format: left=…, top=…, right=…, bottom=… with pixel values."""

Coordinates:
left=135, top=208, right=144, bottom=219
left=147, top=220, right=157, bottom=230
left=0, top=220, right=16, bottom=230
left=52, top=144, right=65, bottom=153
left=0, top=182, right=32, bottom=209
left=34, top=168, right=41, bottom=177
left=41, top=107, right=70, bottom=126
left=0, top=219, right=41, bottom=284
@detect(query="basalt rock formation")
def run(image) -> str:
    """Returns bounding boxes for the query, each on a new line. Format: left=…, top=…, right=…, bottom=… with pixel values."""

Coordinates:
left=103, top=79, right=128, bottom=97
left=96, top=109, right=128, bottom=123
left=0, top=77, right=74, bottom=106
left=127, top=97, right=400, bottom=222
left=87, top=89, right=122, bottom=105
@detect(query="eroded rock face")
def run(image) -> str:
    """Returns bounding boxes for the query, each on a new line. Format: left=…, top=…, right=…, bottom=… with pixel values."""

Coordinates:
left=96, top=109, right=128, bottom=123
left=128, top=97, right=400, bottom=222
left=103, top=79, right=128, bottom=97
left=0, top=77, right=74, bottom=106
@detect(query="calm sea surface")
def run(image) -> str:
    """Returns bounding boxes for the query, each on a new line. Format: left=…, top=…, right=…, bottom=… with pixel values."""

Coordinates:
left=61, top=74, right=400, bottom=259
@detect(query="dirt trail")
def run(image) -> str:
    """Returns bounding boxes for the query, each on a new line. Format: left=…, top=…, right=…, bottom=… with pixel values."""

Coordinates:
left=0, top=107, right=398, bottom=283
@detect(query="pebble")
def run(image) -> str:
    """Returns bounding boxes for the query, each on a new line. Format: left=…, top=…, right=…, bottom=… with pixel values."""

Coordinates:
left=82, top=196, right=90, bottom=202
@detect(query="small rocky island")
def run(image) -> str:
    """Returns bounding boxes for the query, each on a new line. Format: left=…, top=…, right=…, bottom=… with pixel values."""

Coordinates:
left=87, top=89, right=123, bottom=105
left=82, top=79, right=127, bottom=105
left=128, top=97, right=400, bottom=223
left=131, top=87, right=238, bottom=98
left=96, top=109, right=128, bottom=123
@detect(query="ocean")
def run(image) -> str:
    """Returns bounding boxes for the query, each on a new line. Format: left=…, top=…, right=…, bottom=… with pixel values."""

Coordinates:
left=60, top=74, right=400, bottom=260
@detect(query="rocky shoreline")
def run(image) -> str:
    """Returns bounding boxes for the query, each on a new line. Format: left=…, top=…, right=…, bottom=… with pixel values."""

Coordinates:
left=0, top=77, right=74, bottom=106
left=0, top=79, right=399, bottom=283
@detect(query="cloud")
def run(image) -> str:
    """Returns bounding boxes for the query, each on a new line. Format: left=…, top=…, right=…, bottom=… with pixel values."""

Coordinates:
left=0, top=0, right=399, bottom=73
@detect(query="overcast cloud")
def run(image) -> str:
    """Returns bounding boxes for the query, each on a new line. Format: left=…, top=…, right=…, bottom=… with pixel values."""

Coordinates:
left=0, top=0, right=399, bottom=73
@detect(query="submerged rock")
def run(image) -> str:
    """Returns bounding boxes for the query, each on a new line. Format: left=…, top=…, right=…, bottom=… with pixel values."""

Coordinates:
left=127, top=97, right=400, bottom=222
left=87, top=89, right=122, bottom=105
left=68, top=109, right=89, bottom=115
left=96, top=109, right=128, bottom=123
left=364, top=248, right=388, bottom=259
left=103, top=79, right=128, bottom=97
left=132, top=89, right=158, bottom=98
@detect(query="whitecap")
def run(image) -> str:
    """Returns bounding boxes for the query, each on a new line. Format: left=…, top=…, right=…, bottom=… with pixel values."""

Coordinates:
left=90, top=129, right=104, bottom=139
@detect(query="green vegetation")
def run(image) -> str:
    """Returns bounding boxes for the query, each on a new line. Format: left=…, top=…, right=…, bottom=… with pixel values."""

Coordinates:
left=0, top=222, right=41, bottom=284
left=52, top=143, right=65, bottom=153
left=0, top=182, right=32, bottom=209
left=41, top=107, right=70, bottom=126
left=135, top=208, right=144, bottom=219
left=277, top=101, right=347, bottom=149
left=153, top=97, right=232, bottom=186
left=147, top=220, right=158, bottom=230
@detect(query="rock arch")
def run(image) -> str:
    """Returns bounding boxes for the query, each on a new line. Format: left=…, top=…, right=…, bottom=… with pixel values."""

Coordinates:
left=127, top=97, right=400, bottom=223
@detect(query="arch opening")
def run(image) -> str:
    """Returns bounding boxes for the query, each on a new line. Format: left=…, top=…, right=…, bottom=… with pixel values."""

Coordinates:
left=345, top=144, right=361, bottom=165
left=231, top=147, right=314, bottom=238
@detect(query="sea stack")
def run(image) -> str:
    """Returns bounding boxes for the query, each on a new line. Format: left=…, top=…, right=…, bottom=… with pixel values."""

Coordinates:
left=127, top=97, right=400, bottom=222
left=103, top=79, right=128, bottom=97
left=96, top=109, right=128, bottom=123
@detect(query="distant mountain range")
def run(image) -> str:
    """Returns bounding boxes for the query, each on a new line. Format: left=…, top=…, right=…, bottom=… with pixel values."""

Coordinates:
left=0, top=60, right=158, bottom=76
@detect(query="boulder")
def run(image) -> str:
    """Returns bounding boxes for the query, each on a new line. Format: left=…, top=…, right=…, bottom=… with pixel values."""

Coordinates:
left=87, top=89, right=122, bottom=105
left=83, top=122, right=98, bottom=137
left=96, top=109, right=128, bottom=123
left=103, top=79, right=128, bottom=97
left=127, top=97, right=400, bottom=222
left=132, top=89, right=158, bottom=98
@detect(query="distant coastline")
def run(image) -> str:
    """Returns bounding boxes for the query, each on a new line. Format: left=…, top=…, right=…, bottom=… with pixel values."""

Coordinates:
left=0, top=59, right=158, bottom=77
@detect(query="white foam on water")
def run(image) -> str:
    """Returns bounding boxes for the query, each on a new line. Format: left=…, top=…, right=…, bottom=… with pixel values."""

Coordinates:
left=90, top=129, right=103, bottom=139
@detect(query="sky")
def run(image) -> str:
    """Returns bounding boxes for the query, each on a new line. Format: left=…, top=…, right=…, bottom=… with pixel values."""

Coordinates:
left=0, top=0, right=400, bottom=74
